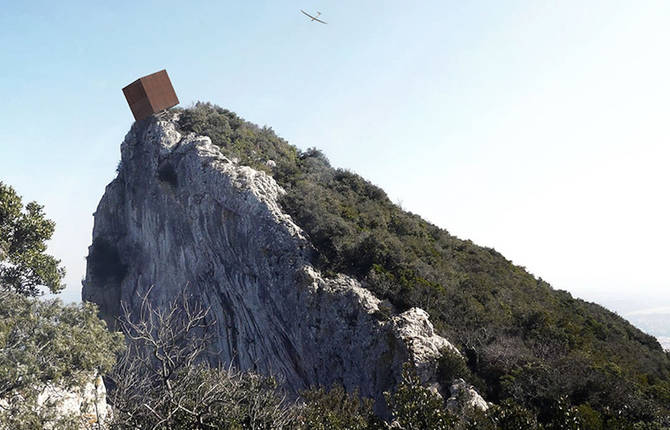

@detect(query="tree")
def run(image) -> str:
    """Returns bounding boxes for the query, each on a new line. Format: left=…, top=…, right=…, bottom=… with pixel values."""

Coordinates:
left=487, top=399, right=539, bottom=430
left=0, top=182, right=65, bottom=296
left=108, top=288, right=296, bottom=429
left=0, top=290, right=124, bottom=428
left=385, top=364, right=456, bottom=430
left=297, top=385, right=384, bottom=430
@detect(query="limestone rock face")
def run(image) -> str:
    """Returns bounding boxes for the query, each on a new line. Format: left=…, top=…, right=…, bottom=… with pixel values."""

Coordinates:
left=0, top=373, right=109, bottom=429
left=446, top=378, right=490, bottom=413
left=82, top=114, right=458, bottom=407
left=36, top=374, right=111, bottom=429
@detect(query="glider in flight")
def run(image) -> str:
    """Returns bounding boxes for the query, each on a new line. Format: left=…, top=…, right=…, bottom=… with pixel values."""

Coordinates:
left=300, top=9, right=327, bottom=24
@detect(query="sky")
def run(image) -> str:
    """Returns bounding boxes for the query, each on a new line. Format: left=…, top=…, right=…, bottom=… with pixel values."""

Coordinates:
left=1, top=1, right=668, bottom=340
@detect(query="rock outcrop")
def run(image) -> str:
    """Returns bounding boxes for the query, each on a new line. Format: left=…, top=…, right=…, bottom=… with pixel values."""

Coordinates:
left=446, top=378, right=489, bottom=413
left=36, top=374, right=110, bottom=429
left=82, top=113, right=465, bottom=409
left=0, top=373, right=109, bottom=429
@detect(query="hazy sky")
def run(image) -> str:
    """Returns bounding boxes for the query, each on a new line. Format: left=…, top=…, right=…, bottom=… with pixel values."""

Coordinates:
left=1, top=1, right=668, bottom=325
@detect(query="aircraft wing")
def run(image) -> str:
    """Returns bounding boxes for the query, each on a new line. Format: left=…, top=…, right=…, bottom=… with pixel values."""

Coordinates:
left=300, top=9, right=327, bottom=24
left=300, top=10, right=315, bottom=19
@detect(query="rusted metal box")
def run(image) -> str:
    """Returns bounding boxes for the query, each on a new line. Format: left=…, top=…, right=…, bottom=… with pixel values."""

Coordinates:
left=122, top=69, right=179, bottom=121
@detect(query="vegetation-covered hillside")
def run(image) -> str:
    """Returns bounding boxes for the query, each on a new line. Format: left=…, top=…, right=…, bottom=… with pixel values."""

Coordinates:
left=177, top=103, right=670, bottom=428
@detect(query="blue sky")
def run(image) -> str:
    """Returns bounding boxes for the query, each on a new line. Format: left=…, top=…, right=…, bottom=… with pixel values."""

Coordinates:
left=1, top=1, right=668, bottom=334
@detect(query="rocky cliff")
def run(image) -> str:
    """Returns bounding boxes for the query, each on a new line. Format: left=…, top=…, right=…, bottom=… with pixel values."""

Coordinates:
left=82, top=113, right=472, bottom=409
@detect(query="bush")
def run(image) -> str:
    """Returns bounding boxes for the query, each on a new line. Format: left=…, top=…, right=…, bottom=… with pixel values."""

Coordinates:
left=437, top=348, right=472, bottom=386
left=0, top=291, right=123, bottom=427
left=487, top=399, right=539, bottom=430
left=385, top=364, right=456, bottom=430
left=298, top=385, right=384, bottom=430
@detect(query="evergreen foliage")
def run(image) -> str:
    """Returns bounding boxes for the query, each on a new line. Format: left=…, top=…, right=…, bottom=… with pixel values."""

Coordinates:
left=298, top=385, right=384, bottom=430
left=385, top=364, right=456, bottom=430
left=177, top=103, right=670, bottom=426
left=0, top=290, right=124, bottom=427
left=0, top=182, right=65, bottom=296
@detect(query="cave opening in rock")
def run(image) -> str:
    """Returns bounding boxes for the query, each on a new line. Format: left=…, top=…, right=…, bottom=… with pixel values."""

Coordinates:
left=87, top=237, right=128, bottom=282
left=158, top=161, right=178, bottom=187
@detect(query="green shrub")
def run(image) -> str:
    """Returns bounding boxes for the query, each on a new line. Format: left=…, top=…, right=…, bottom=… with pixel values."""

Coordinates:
left=385, top=364, right=456, bottom=430
left=298, top=385, right=384, bottom=430
left=576, top=404, right=604, bottom=430
left=488, top=399, right=539, bottom=430
left=0, top=291, right=124, bottom=427
left=437, top=348, right=472, bottom=386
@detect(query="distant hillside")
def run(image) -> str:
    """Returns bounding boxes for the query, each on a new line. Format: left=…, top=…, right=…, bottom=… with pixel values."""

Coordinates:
left=175, top=103, right=670, bottom=426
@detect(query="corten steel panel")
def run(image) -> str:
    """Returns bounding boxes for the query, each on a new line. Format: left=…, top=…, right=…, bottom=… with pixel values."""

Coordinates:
left=122, top=70, right=179, bottom=121
left=122, top=79, right=153, bottom=121
left=141, top=70, right=179, bottom=113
